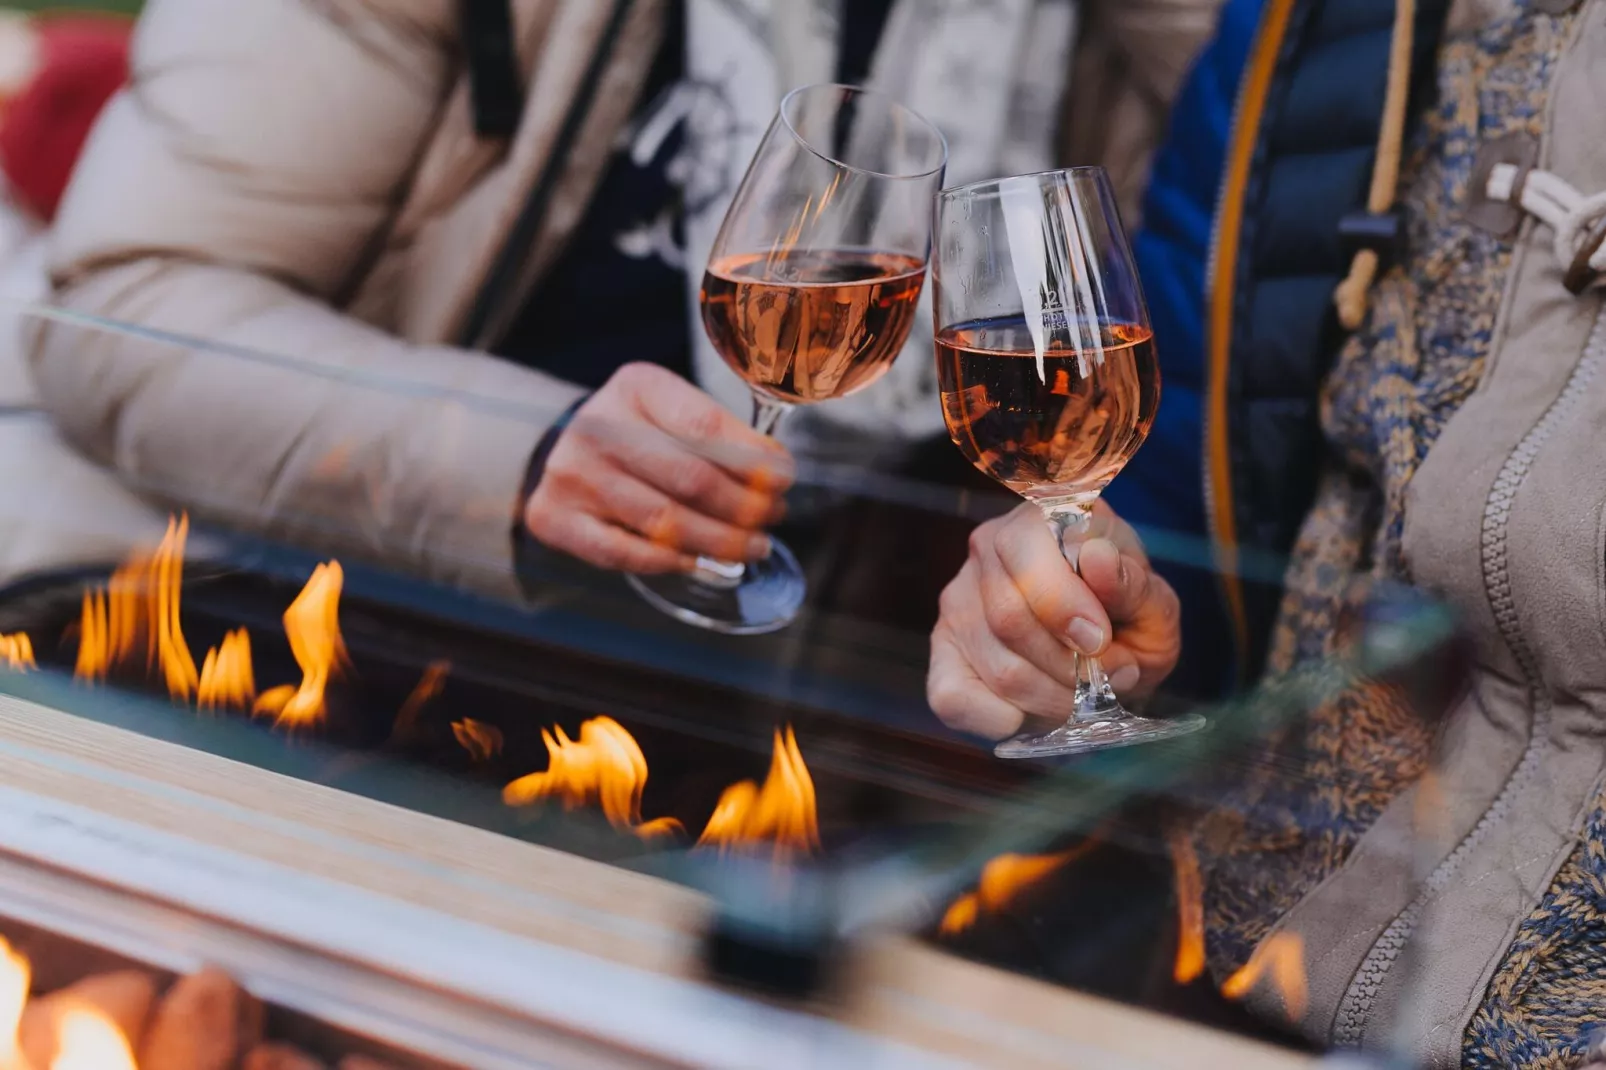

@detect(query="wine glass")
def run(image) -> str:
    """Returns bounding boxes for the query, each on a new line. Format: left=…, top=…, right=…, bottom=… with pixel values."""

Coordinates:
left=932, top=168, right=1206, bottom=759
left=628, top=84, right=947, bottom=635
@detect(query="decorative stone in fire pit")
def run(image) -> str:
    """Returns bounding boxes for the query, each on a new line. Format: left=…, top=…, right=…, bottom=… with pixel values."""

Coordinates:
left=0, top=932, right=421, bottom=1070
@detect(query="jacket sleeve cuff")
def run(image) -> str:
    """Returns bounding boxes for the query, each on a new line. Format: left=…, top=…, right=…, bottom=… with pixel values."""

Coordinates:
left=511, top=392, right=589, bottom=600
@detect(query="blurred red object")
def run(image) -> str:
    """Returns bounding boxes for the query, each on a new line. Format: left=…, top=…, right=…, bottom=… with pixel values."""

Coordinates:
left=0, top=14, right=131, bottom=222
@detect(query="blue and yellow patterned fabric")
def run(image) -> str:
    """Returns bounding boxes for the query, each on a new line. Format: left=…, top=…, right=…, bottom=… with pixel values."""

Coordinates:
left=1192, top=4, right=1606, bottom=1062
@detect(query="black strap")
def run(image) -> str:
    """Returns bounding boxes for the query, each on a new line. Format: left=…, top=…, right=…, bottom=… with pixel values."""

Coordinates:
left=829, top=1, right=897, bottom=160
left=459, top=0, right=636, bottom=346
left=461, top=0, right=524, bottom=139
left=834, top=0, right=897, bottom=87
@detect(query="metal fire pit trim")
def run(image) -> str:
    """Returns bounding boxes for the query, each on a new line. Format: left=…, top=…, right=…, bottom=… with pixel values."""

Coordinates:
left=0, top=692, right=1312, bottom=1070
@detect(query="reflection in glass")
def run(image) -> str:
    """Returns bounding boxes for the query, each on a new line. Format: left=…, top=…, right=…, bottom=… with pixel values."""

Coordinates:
left=627, top=83, right=947, bottom=635
left=933, top=168, right=1206, bottom=758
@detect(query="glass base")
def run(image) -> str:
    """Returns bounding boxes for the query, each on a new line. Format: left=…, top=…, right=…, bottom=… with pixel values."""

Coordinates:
left=994, top=710, right=1207, bottom=760
left=626, top=538, right=805, bottom=635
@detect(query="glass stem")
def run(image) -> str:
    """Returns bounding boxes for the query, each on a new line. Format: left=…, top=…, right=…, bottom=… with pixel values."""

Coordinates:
left=689, top=394, right=791, bottom=590
left=750, top=393, right=790, bottom=437
left=1043, top=502, right=1124, bottom=721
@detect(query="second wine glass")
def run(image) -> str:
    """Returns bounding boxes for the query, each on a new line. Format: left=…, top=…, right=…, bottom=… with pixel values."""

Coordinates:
left=932, top=167, right=1206, bottom=758
left=628, top=83, right=947, bottom=635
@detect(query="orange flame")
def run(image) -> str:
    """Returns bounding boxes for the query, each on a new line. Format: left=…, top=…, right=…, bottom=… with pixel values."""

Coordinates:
left=49, top=1005, right=136, bottom=1070
left=938, top=842, right=1095, bottom=937
left=151, top=516, right=198, bottom=701
left=503, top=716, right=684, bottom=840
left=1221, top=932, right=1307, bottom=1020
left=452, top=718, right=503, bottom=762
left=389, top=660, right=450, bottom=746
left=252, top=561, right=348, bottom=730
left=73, top=590, right=108, bottom=684
left=197, top=628, right=256, bottom=713
left=0, top=634, right=33, bottom=673
left=634, top=817, right=686, bottom=840
left=1169, top=827, right=1206, bottom=984
left=695, top=727, right=819, bottom=858
left=72, top=516, right=198, bottom=700
left=938, top=894, right=980, bottom=937
left=0, top=937, right=28, bottom=1067
left=105, top=559, right=141, bottom=672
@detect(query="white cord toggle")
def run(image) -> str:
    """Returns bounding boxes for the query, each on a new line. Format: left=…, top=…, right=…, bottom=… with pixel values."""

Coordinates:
left=1487, top=162, right=1606, bottom=286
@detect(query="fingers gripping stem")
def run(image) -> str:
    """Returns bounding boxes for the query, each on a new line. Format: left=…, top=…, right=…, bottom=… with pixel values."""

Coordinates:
left=1045, top=503, right=1122, bottom=718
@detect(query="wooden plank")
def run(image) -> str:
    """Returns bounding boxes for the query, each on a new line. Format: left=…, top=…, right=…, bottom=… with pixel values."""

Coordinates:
left=0, top=693, right=1313, bottom=1069
left=847, top=942, right=1310, bottom=1070
left=0, top=856, right=651, bottom=1070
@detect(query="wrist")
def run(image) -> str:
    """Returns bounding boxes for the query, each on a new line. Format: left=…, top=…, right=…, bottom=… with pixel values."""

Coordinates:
left=510, top=393, right=589, bottom=596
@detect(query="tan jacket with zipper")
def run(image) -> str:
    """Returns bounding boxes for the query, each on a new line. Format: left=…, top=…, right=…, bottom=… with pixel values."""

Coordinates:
left=1202, top=0, right=1606, bottom=1061
left=14, top=0, right=1220, bottom=599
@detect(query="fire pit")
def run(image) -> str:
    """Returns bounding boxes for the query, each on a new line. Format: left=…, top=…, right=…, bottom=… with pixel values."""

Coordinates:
left=0, top=920, right=441, bottom=1070
left=0, top=515, right=1037, bottom=867
left=0, top=514, right=1330, bottom=1054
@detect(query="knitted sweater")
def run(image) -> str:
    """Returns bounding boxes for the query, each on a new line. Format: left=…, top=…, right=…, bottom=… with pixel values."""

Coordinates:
left=1199, top=3, right=1606, bottom=1064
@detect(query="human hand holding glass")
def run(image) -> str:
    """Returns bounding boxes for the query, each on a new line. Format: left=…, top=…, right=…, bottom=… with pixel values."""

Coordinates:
left=931, top=168, right=1205, bottom=758
left=628, top=83, right=946, bottom=635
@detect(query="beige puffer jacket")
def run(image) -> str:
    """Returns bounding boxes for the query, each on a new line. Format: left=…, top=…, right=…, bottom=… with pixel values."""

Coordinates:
left=26, top=0, right=660, bottom=601
left=15, top=0, right=1220, bottom=601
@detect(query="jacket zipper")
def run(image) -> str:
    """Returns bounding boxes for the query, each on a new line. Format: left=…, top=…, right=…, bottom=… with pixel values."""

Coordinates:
left=1330, top=304, right=1606, bottom=1047
left=457, top=0, right=638, bottom=349
left=1201, top=0, right=1299, bottom=686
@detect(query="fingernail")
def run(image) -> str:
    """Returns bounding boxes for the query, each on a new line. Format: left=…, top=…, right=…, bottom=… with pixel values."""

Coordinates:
left=1067, top=618, right=1104, bottom=655
left=748, top=534, right=773, bottom=560
left=1109, top=665, right=1141, bottom=694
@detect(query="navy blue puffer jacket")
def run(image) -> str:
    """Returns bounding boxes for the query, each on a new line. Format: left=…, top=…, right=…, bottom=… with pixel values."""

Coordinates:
left=1105, top=0, right=1450, bottom=696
